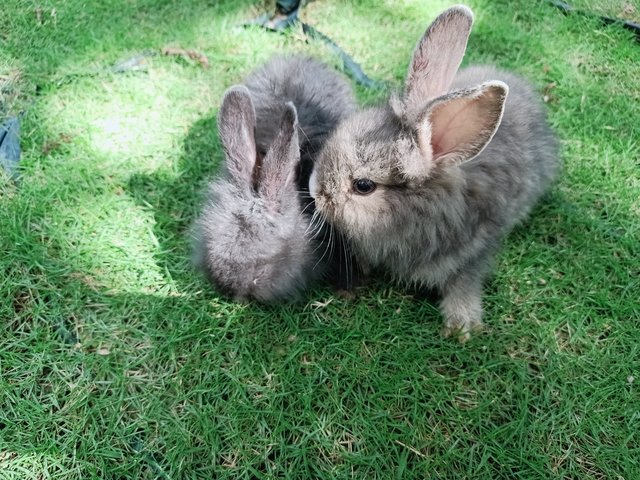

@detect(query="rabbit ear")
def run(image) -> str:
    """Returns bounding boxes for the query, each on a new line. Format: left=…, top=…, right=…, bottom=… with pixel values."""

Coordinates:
left=409, top=81, right=508, bottom=175
left=218, top=85, right=257, bottom=185
left=258, top=102, right=300, bottom=203
left=404, top=5, right=474, bottom=118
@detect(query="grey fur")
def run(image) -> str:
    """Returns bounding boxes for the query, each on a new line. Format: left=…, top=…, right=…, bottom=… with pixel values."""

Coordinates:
left=193, top=56, right=356, bottom=302
left=310, top=7, right=559, bottom=340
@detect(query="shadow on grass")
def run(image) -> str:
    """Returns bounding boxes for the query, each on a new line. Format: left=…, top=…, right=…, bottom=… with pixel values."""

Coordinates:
left=5, top=182, right=636, bottom=477
left=126, top=113, right=219, bottom=290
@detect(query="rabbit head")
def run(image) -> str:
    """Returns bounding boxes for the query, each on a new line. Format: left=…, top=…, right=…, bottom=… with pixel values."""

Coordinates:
left=310, top=5, right=508, bottom=244
left=195, top=85, right=321, bottom=302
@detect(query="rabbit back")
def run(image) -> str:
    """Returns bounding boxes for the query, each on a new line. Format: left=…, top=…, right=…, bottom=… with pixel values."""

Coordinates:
left=195, top=178, right=318, bottom=302
left=453, top=66, right=559, bottom=229
left=244, top=55, right=356, bottom=191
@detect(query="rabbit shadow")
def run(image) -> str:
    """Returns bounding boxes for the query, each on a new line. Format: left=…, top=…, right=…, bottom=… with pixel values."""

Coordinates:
left=126, top=113, right=222, bottom=292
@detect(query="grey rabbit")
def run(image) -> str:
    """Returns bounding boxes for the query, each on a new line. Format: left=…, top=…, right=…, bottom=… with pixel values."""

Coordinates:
left=309, top=5, right=559, bottom=340
left=193, top=56, right=356, bottom=302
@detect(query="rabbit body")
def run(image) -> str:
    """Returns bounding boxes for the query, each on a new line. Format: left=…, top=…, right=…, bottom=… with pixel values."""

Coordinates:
left=194, top=56, right=356, bottom=302
left=310, top=7, right=559, bottom=339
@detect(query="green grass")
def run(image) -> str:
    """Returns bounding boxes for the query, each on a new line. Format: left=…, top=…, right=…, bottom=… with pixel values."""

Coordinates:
left=1, top=0, right=638, bottom=478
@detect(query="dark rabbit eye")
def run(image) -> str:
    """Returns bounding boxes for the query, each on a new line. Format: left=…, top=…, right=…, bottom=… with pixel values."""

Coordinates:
left=352, top=178, right=377, bottom=195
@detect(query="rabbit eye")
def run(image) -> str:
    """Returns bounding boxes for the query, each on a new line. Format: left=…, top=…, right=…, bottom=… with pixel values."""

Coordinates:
left=352, top=178, right=377, bottom=195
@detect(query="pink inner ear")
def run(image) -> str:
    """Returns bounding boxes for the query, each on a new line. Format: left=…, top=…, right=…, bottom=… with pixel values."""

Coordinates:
left=428, top=89, right=504, bottom=162
left=431, top=99, right=471, bottom=158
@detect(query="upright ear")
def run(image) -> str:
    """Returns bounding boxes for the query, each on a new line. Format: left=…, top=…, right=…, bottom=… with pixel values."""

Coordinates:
left=217, top=85, right=257, bottom=185
left=258, top=102, right=300, bottom=204
left=404, top=5, right=474, bottom=118
left=415, top=81, right=508, bottom=169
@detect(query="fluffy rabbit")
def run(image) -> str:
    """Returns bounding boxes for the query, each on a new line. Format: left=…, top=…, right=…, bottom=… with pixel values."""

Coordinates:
left=194, top=56, right=356, bottom=302
left=309, top=6, right=559, bottom=340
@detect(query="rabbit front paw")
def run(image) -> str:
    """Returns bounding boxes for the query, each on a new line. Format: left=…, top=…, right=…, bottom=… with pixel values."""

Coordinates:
left=439, top=286, right=484, bottom=343
left=440, top=315, right=484, bottom=343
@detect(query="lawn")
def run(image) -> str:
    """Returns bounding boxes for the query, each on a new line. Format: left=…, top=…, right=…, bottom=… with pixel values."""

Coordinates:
left=1, top=0, right=638, bottom=478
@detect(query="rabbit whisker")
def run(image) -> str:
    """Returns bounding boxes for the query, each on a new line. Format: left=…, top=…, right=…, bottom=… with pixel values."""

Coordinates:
left=312, top=213, right=334, bottom=269
left=305, top=209, right=320, bottom=236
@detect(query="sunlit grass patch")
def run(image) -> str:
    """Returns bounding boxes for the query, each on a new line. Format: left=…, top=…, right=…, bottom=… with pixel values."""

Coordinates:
left=38, top=68, right=212, bottom=170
